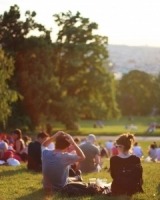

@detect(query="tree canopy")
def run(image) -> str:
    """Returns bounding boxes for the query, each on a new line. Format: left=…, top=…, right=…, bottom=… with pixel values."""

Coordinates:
left=0, top=4, right=50, bottom=53
left=117, top=70, right=156, bottom=116
left=0, top=49, right=19, bottom=128
left=13, top=11, right=120, bottom=129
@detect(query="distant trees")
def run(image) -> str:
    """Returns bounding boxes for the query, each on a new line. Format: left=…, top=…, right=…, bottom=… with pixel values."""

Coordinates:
left=117, top=70, right=157, bottom=116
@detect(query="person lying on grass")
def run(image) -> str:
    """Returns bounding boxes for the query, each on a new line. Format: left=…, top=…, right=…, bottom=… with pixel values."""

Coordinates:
left=41, top=131, right=85, bottom=193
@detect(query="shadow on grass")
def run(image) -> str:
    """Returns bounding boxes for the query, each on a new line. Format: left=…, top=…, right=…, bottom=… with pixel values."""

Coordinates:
left=0, top=166, right=40, bottom=177
left=16, top=188, right=44, bottom=200
left=14, top=188, right=132, bottom=200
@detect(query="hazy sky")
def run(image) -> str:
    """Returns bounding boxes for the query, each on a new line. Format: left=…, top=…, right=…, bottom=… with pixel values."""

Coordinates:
left=1, top=0, right=160, bottom=47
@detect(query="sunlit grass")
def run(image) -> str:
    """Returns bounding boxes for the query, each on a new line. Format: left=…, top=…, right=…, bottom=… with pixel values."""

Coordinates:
left=0, top=140, right=160, bottom=200
left=52, top=116, right=160, bottom=136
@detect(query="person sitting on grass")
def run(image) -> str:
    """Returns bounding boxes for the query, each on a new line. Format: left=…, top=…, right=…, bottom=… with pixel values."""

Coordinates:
left=42, top=131, right=85, bottom=193
left=148, top=143, right=157, bottom=162
left=27, top=132, right=49, bottom=172
left=110, top=133, right=143, bottom=196
left=12, top=129, right=26, bottom=161
left=79, top=134, right=101, bottom=173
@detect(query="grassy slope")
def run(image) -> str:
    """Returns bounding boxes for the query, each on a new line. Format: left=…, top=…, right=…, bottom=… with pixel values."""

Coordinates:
left=0, top=141, right=160, bottom=200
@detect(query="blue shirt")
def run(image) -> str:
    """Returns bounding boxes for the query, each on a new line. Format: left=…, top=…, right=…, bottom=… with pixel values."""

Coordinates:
left=42, top=150, right=79, bottom=190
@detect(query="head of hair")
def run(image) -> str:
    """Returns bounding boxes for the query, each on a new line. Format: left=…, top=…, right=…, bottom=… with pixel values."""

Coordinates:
left=134, top=142, right=138, bottom=146
left=37, top=132, right=49, bottom=139
left=13, top=129, right=22, bottom=139
left=116, top=133, right=135, bottom=151
left=55, top=133, right=70, bottom=150
left=23, top=135, right=31, bottom=145
left=87, top=134, right=96, bottom=143
left=74, top=137, right=80, bottom=144
left=150, top=143, right=156, bottom=149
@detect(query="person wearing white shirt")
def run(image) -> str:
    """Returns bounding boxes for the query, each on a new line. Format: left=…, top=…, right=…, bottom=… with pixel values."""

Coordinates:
left=132, top=142, right=143, bottom=158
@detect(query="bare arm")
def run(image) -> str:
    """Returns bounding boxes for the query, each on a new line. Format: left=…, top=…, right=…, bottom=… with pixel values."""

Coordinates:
left=65, top=134, right=85, bottom=161
left=42, top=131, right=64, bottom=147
left=15, top=140, right=22, bottom=153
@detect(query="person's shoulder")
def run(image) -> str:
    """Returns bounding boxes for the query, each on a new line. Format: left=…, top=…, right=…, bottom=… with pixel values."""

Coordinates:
left=129, top=155, right=141, bottom=162
left=29, top=140, right=39, bottom=146
left=110, top=155, right=119, bottom=161
left=42, top=149, right=52, bottom=156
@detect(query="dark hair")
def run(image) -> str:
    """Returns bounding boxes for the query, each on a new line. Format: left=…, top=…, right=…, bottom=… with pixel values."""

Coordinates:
left=134, top=142, right=138, bottom=146
left=150, top=143, right=156, bottom=149
left=55, top=133, right=70, bottom=150
left=74, top=137, right=80, bottom=144
left=13, top=129, right=22, bottom=139
left=23, top=135, right=31, bottom=145
left=116, top=133, right=135, bottom=151
left=37, top=132, right=49, bottom=139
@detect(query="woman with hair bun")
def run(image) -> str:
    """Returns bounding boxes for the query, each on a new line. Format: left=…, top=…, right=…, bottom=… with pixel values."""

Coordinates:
left=110, top=133, right=143, bottom=196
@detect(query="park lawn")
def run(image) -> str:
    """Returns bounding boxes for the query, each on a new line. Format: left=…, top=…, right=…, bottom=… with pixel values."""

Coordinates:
left=51, top=116, right=160, bottom=136
left=0, top=160, right=159, bottom=200
left=0, top=141, right=160, bottom=200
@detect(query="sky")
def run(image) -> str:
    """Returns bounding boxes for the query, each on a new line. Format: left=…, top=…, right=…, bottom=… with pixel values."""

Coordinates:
left=1, top=0, right=160, bottom=47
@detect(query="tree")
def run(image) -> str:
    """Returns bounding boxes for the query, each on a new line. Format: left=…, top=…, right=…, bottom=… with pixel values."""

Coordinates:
left=0, top=4, right=50, bottom=53
left=52, top=11, right=120, bottom=129
left=0, top=49, right=19, bottom=128
left=117, top=70, right=156, bottom=116
left=1, top=7, right=120, bottom=130
left=0, top=5, right=51, bottom=129
left=154, top=73, right=160, bottom=114
left=15, top=40, right=58, bottom=127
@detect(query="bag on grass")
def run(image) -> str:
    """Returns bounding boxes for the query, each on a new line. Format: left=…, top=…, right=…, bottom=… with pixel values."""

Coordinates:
left=61, top=181, right=111, bottom=197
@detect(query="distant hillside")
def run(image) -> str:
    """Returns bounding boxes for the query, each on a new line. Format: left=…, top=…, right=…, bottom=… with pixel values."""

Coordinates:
left=108, top=45, right=160, bottom=77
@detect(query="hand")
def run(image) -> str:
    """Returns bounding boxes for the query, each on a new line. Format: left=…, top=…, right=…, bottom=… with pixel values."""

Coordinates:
left=64, top=134, right=75, bottom=145
left=54, top=131, right=64, bottom=138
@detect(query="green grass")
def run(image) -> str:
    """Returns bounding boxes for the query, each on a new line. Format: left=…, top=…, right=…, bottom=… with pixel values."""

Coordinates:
left=0, top=141, right=160, bottom=200
left=52, top=116, right=160, bottom=136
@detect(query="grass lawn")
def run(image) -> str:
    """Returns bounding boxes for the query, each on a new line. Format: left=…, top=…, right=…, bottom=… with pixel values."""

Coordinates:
left=0, top=141, right=160, bottom=200
left=52, top=116, right=160, bottom=136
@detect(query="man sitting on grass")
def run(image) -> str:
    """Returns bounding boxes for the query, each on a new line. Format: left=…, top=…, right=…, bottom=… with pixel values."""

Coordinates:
left=42, top=131, right=85, bottom=193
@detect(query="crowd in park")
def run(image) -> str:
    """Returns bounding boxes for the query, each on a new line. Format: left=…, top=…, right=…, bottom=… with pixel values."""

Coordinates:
left=0, top=129, right=160, bottom=197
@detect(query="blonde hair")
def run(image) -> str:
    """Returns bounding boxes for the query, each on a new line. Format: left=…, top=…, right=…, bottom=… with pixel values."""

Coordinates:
left=116, top=133, right=135, bottom=151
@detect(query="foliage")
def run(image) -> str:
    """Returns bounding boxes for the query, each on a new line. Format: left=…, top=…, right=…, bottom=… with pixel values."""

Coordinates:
left=117, top=70, right=156, bottom=116
left=154, top=73, right=160, bottom=113
left=0, top=49, right=19, bottom=128
left=53, top=11, right=120, bottom=129
left=15, top=44, right=58, bottom=126
left=0, top=4, right=50, bottom=53
left=0, top=4, right=51, bottom=130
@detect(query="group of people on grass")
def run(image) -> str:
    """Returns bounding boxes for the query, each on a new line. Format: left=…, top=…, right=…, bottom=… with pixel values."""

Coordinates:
left=0, top=129, right=150, bottom=196
left=103, top=139, right=160, bottom=162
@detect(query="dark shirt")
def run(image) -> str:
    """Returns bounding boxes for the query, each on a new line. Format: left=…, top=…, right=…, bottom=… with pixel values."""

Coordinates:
left=110, top=155, right=143, bottom=196
left=27, top=141, right=42, bottom=172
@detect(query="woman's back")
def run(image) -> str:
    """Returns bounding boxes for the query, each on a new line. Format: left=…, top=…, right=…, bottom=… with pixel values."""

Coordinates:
left=110, top=155, right=143, bottom=196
